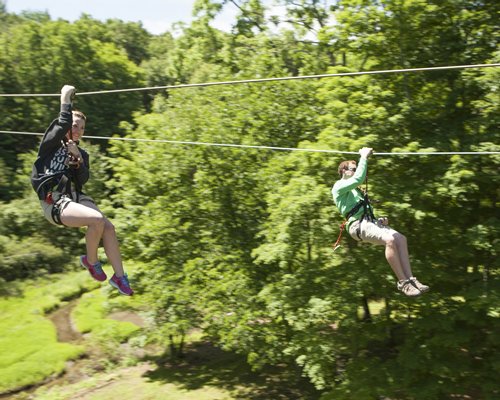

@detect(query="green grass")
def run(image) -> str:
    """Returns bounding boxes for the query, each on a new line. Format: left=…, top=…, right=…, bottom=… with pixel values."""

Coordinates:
left=72, top=260, right=147, bottom=342
left=31, top=340, right=319, bottom=400
left=2, top=263, right=319, bottom=399
left=0, top=264, right=144, bottom=394
left=0, top=272, right=96, bottom=393
left=32, top=363, right=233, bottom=400
left=73, top=289, right=141, bottom=341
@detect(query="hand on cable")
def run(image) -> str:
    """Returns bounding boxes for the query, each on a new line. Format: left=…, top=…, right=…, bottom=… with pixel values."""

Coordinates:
left=60, top=85, right=76, bottom=105
left=359, top=147, right=373, bottom=158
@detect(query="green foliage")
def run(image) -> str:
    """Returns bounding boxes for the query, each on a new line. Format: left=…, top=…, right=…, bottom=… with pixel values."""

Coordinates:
left=73, top=290, right=140, bottom=341
left=0, top=268, right=147, bottom=393
left=0, top=272, right=98, bottom=393
left=0, top=13, right=146, bottom=201
left=1, top=1, right=498, bottom=399
left=107, top=2, right=498, bottom=397
left=0, top=342, right=83, bottom=394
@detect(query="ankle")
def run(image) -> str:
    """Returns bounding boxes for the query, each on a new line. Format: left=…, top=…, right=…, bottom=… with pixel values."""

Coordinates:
left=85, top=256, right=99, bottom=266
left=85, top=255, right=99, bottom=265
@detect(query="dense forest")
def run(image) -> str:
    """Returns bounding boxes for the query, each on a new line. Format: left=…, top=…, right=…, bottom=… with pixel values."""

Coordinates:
left=0, top=0, right=498, bottom=398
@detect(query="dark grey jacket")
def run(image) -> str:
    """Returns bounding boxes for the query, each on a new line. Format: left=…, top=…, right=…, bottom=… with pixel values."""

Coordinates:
left=31, top=104, right=90, bottom=200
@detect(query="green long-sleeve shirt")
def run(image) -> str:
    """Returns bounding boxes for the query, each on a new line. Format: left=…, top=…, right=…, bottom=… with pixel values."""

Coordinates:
left=331, top=157, right=373, bottom=229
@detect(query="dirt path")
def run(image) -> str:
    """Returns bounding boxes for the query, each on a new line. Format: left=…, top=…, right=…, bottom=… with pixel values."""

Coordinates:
left=0, top=300, right=147, bottom=400
left=48, top=300, right=83, bottom=342
left=0, top=301, right=85, bottom=400
left=3, top=302, right=318, bottom=400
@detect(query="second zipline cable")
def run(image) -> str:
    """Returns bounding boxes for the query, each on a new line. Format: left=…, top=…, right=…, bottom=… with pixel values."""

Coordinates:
left=1, top=131, right=498, bottom=156
left=0, top=63, right=499, bottom=97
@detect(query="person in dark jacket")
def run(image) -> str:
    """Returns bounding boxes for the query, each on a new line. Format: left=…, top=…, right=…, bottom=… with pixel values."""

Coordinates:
left=31, top=85, right=133, bottom=296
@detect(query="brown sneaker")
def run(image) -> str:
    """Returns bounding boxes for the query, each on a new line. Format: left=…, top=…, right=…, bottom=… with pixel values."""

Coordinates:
left=410, top=277, right=429, bottom=293
left=397, top=279, right=422, bottom=297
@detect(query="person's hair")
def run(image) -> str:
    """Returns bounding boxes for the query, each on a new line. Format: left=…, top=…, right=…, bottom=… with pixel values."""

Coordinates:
left=338, top=160, right=356, bottom=178
left=72, top=110, right=86, bottom=121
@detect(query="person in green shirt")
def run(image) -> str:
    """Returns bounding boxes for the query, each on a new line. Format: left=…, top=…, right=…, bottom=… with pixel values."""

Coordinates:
left=332, top=147, right=429, bottom=297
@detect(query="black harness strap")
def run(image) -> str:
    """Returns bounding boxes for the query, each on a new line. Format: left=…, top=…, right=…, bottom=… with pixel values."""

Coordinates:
left=333, top=167, right=375, bottom=250
left=346, top=199, right=365, bottom=220
left=354, top=189, right=376, bottom=241
left=60, top=138, right=81, bottom=203
left=40, top=167, right=77, bottom=226
left=50, top=193, right=73, bottom=226
left=51, top=199, right=64, bottom=225
left=56, top=174, right=69, bottom=193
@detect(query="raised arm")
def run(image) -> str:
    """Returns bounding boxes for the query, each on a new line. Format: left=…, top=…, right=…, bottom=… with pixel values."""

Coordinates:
left=335, top=147, right=373, bottom=194
left=38, top=85, right=76, bottom=153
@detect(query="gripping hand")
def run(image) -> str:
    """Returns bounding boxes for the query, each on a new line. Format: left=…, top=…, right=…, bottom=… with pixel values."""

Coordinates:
left=61, top=85, right=76, bottom=104
left=359, top=147, right=373, bottom=159
left=65, top=140, right=82, bottom=168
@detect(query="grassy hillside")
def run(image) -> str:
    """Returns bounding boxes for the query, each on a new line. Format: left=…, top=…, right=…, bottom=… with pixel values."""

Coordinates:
left=1, top=266, right=319, bottom=400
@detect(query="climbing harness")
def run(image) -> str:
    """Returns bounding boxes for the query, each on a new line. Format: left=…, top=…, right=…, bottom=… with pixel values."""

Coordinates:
left=46, top=175, right=73, bottom=225
left=49, top=193, right=70, bottom=225
left=332, top=171, right=375, bottom=252
left=36, top=131, right=83, bottom=225
left=60, top=135, right=83, bottom=202
left=332, top=198, right=363, bottom=251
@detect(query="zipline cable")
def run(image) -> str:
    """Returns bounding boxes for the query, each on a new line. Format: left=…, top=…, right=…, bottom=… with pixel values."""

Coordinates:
left=1, top=131, right=498, bottom=156
left=0, top=63, right=499, bottom=97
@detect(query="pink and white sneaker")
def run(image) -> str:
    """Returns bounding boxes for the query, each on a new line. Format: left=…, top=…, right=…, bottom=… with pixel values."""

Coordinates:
left=109, top=274, right=134, bottom=296
left=80, top=255, right=107, bottom=282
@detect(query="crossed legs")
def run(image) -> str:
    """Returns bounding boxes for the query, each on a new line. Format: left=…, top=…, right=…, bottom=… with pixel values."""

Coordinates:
left=60, top=200, right=125, bottom=277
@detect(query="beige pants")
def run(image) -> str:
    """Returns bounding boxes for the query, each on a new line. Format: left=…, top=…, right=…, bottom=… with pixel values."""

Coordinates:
left=40, top=191, right=95, bottom=226
left=348, top=218, right=398, bottom=245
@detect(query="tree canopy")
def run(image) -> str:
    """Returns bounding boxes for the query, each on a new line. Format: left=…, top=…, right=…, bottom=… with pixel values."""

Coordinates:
left=0, top=1, right=498, bottom=398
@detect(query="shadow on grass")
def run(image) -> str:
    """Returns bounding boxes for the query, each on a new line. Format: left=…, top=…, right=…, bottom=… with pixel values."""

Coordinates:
left=0, top=280, right=23, bottom=297
left=143, top=341, right=321, bottom=400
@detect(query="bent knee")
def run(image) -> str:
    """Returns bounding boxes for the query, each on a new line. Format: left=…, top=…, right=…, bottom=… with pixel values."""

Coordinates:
left=86, top=210, right=106, bottom=228
left=390, top=232, right=406, bottom=245
left=103, top=218, right=116, bottom=232
left=395, top=232, right=406, bottom=241
left=385, top=236, right=396, bottom=247
left=385, top=232, right=405, bottom=246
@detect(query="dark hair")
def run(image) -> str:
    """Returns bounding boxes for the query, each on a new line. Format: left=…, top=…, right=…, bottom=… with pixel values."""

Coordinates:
left=337, top=160, right=356, bottom=178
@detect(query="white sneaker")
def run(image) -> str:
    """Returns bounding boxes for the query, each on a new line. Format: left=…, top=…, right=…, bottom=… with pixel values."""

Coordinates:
left=410, top=277, right=429, bottom=293
left=397, top=279, right=422, bottom=297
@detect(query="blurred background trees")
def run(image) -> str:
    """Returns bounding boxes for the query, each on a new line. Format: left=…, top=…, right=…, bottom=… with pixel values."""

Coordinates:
left=0, top=1, right=498, bottom=398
